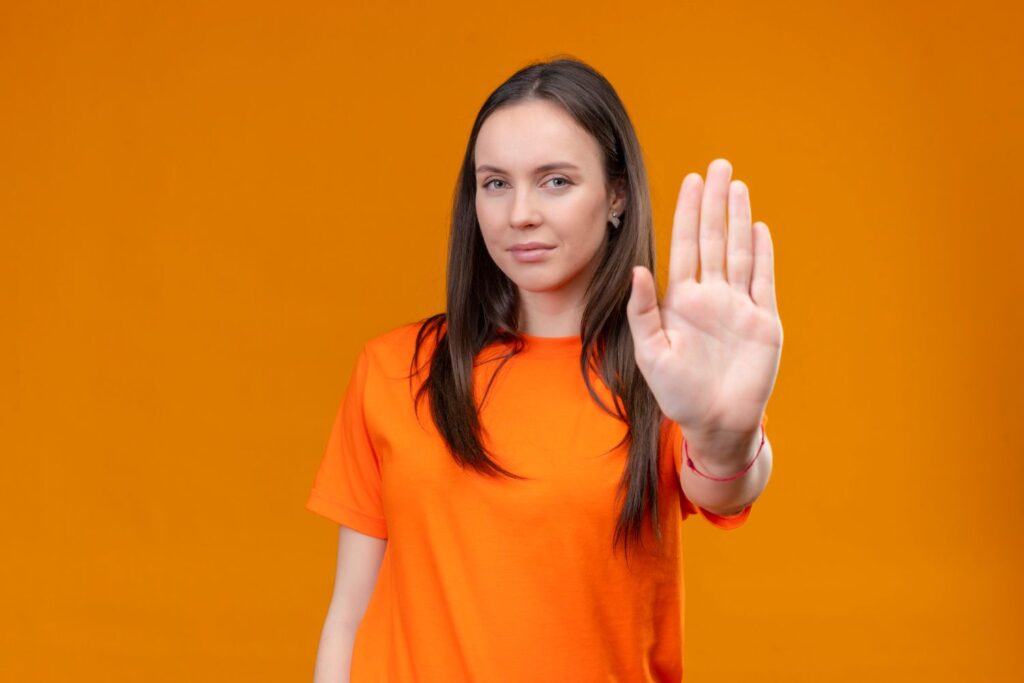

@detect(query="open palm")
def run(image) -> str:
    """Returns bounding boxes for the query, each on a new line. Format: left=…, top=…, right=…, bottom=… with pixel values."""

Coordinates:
left=626, top=158, right=782, bottom=438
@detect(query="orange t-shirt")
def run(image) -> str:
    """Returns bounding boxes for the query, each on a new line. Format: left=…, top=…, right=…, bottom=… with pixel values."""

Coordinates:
left=306, top=320, right=765, bottom=682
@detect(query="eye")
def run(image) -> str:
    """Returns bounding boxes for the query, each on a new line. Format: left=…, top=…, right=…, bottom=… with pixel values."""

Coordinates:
left=481, top=176, right=573, bottom=191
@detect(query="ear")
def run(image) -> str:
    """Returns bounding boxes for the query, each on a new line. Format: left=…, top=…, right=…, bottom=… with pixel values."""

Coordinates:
left=611, top=178, right=628, bottom=214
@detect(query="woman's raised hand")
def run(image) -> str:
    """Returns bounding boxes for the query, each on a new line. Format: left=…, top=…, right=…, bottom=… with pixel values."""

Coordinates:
left=626, top=158, right=782, bottom=441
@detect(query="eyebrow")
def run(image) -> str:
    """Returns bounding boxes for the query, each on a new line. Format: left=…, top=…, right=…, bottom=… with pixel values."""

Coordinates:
left=474, top=161, right=581, bottom=175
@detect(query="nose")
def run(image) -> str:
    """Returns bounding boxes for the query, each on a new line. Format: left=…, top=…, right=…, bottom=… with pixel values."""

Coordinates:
left=509, top=187, right=541, bottom=230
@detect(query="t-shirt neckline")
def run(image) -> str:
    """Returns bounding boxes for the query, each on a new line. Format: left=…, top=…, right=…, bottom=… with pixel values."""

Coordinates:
left=514, top=331, right=583, bottom=359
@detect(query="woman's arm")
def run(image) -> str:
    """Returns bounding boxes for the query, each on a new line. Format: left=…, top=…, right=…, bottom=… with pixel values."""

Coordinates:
left=678, top=426, right=773, bottom=516
left=312, top=613, right=357, bottom=683
left=312, top=526, right=387, bottom=683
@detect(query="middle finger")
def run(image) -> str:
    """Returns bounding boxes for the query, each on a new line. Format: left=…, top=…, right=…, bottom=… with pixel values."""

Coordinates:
left=698, top=158, right=732, bottom=282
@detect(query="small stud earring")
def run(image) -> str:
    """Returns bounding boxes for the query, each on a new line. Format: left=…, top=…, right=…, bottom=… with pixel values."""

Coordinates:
left=609, top=211, right=621, bottom=229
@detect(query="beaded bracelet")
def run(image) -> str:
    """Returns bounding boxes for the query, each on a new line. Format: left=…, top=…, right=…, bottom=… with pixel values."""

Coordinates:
left=684, top=423, right=766, bottom=482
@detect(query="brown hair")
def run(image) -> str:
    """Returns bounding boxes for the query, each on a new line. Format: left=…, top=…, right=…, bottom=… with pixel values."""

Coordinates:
left=408, top=56, right=665, bottom=562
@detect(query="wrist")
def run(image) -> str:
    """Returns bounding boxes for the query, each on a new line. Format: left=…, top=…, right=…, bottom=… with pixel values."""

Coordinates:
left=683, top=423, right=765, bottom=481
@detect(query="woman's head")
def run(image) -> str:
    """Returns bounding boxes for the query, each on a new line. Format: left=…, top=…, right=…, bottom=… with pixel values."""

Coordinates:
left=449, top=57, right=654, bottom=334
left=412, top=56, right=666, bottom=562
left=474, top=98, right=627, bottom=317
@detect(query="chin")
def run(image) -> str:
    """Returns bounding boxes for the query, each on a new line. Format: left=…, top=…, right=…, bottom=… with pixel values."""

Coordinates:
left=509, top=270, right=580, bottom=294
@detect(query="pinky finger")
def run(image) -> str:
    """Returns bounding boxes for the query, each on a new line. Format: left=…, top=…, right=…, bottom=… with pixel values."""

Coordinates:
left=750, top=222, right=778, bottom=315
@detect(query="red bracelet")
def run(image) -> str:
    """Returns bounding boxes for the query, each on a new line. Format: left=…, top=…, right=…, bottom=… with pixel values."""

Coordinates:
left=684, top=423, right=766, bottom=482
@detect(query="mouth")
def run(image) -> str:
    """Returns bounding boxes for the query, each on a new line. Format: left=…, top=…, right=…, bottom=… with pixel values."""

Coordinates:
left=509, top=245, right=555, bottom=262
left=509, top=242, right=556, bottom=251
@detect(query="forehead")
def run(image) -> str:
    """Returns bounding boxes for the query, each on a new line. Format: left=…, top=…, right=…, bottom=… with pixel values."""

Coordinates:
left=474, top=99, right=601, bottom=171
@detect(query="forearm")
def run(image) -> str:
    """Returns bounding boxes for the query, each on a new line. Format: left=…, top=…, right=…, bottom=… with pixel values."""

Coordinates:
left=677, top=423, right=773, bottom=516
left=312, top=613, right=357, bottom=683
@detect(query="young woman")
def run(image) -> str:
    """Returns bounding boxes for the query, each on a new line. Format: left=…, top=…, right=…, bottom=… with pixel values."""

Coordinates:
left=307, top=57, right=782, bottom=682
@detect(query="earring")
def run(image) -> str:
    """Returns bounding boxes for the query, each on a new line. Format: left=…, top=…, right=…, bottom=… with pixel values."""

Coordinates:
left=609, top=211, right=621, bottom=230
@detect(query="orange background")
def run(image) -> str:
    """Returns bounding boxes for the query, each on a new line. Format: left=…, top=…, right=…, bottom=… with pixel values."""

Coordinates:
left=3, top=1, right=1022, bottom=681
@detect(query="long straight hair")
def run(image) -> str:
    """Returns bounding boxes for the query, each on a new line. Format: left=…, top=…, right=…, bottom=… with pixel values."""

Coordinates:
left=408, top=56, right=666, bottom=562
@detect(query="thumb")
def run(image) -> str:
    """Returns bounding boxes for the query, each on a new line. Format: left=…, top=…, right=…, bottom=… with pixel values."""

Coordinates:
left=626, top=266, right=669, bottom=365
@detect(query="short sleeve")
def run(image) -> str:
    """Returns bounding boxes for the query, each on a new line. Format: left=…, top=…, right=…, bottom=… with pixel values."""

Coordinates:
left=674, top=411, right=768, bottom=531
left=691, top=500, right=752, bottom=530
left=305, top=345, right=388, bottom=539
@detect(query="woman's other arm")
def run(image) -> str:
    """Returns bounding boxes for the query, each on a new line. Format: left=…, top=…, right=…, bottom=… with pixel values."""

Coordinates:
left=312, top=526, right=387, bottom=683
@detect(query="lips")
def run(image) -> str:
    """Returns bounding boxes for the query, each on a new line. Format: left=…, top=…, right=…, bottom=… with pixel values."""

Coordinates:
left=509, top=242, right=555, bottom=251
left=509, top=243, right=555, bottom=263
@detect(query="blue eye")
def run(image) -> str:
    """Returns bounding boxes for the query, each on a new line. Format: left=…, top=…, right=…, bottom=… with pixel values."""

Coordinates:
left=481, top=176, right=573, bottom=191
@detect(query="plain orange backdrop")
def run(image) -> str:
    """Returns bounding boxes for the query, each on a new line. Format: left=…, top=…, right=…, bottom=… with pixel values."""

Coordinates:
left=3, top=1, right=1022, bottom=681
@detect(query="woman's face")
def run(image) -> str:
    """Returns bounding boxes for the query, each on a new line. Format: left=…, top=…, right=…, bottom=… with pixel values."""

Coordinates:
left=474, top=99, right=625, bottom=304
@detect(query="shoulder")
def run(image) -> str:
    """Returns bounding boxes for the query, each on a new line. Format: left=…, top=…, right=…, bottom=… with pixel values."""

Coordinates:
left=362, top=314, right=445, bottom=375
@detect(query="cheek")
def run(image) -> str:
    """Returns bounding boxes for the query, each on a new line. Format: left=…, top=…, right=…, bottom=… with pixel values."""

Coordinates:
left=474, top=202, right=498, bottom=242
left=557, top=204, right=607, bottom=252
left=476, top=218, right=501, bottom=250
left=562, top=193, right=607, bottom=234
